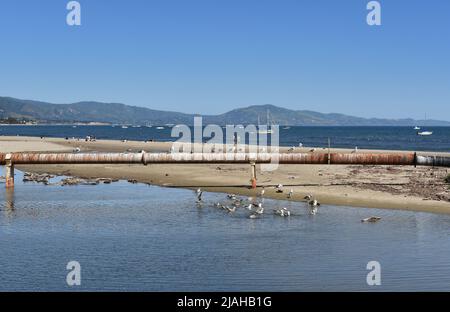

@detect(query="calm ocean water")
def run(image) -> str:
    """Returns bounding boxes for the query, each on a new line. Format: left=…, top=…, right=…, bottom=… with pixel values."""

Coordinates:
left=1, top=125, right=450, bottom=152
left=1, top=169, right=450, bottom=291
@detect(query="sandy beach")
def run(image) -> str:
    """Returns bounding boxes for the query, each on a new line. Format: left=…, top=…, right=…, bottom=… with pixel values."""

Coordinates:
left=1, top=135, right=450, bottom=214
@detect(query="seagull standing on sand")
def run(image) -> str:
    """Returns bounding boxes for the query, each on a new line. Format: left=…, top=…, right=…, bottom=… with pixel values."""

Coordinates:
left=276, top=184, right=284, bottom=193
left=287, top=189, right=293, bottom=199
left=259, top=187, right=265, bottom=197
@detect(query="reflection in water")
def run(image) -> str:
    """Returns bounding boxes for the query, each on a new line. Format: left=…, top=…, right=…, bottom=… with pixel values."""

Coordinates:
left=4, top=187, right=15, bottom=215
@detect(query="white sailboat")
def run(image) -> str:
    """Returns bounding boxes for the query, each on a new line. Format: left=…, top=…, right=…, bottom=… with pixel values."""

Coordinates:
left=417, top=114, right=432, bottom=136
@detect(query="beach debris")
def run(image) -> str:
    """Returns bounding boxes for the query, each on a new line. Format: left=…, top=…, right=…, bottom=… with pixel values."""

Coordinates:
left=60, top=177, right=99, bottom=186
left=274, top=207, right=291, bottom=217
left=73, top=147, right=81, bottom=153
left=288, top=146, right=295, bottom=152
left=309, top=148, right=316, bottom=152
left=227, top=193, right=237, bottom=200
left=127, top=179, right=138, bottom=184
left=196, top=188, right=203, bottom=202
left=361, top=216, right=382, bottom=223
left=96, top=178, right=113, bottom=184
left=23, top=172, right=54, bottom=184
left=304, top=194, right=313, bottom=201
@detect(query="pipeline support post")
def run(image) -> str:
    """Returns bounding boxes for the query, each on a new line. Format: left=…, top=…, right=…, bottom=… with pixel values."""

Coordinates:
left=250, top=161, right=257, bottom=189
left=5, top=153, right=14, bottom=188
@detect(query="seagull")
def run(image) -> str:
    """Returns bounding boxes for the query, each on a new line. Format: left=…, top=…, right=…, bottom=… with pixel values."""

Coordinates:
left=249, top=214, right=259, bottom=219
left=288, top=146, right=295, bottom=152
left=309, top=148, right=316, bottom=152
left=247, top=204, right=253, bottom=210
left=227, top=206, right=237, bottom=213
left=196, top=188, right=203, bottom=202
left=227, top=193, right=237, bottom=200
left=361, top=216, right=381, bottom=223
left=275, top=207, right=291, bottom=217
left=308, top=199, right=320, bottom=215
left=255, top=203, right=264, bottom=215
left=352, top=146, right=358, bottom=154
left=287, top=189, right=293, bottom=199
left=73, top=147, right=81, bottom=153
left=304, top=194, right=313, bottom=201
left=259, top=187, right=265, bottom=197
left=298, top=143, right=303, bottom=147
left=276, top=184, right=284, bottom=193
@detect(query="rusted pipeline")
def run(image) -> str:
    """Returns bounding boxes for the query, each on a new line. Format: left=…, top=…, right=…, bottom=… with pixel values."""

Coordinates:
left=4, top=153, right=144, bottom=165
left=1, top=152, right=447, bottom=166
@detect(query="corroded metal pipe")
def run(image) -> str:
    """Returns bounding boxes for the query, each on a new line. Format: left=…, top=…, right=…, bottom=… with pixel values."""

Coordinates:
left=0, top=152, right=449, bottom=166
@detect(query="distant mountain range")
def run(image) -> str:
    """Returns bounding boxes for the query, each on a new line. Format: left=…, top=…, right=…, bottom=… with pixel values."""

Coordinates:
left=1, top=96, right=449, bottom=126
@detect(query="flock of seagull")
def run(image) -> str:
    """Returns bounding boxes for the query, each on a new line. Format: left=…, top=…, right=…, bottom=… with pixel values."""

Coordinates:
left=195, top=185, right=321, bottom=219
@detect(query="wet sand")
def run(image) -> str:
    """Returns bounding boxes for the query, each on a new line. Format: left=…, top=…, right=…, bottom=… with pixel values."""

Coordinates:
left=2, top=136, right=450, bottom=214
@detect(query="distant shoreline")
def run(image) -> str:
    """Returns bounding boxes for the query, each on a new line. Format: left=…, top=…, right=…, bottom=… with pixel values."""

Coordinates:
left=2, top=123, right=450, bottom=127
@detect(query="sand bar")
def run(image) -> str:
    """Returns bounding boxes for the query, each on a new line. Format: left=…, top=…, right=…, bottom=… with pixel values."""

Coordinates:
left=1, top=136, right=450, bottom=214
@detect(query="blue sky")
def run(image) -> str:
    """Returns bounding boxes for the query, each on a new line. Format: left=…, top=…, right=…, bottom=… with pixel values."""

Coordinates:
left=0, top=0, right=449, bottom=119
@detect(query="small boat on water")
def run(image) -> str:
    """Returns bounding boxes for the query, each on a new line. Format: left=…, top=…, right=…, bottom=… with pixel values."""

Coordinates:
left=417, top=131, right=433, bottom=136
left=121, top=125, right=128, bottom=129
left=156, top=126, right=165, bottom=130
left=414, top=126, right=420, bottom=130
